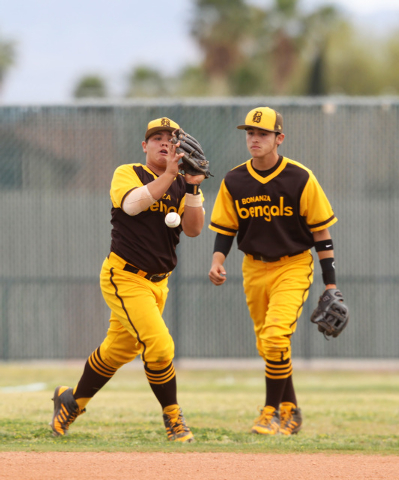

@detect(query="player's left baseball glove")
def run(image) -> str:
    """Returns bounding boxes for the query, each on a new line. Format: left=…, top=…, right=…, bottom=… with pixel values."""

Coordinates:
left=171, top=129, right=212, bottom=178
left=310, top=289, right=349, bottom=340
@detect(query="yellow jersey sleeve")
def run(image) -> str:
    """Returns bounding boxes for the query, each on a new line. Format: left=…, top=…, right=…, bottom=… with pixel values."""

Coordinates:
left=209, top=179, right=238, bottom=236
left=300, top=172, right=337, bottom=232
left=110, top=164, right=143, bottom=208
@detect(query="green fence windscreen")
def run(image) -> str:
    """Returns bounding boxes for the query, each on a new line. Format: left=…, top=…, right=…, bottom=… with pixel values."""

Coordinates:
left=1, top=98, right=398, bottom=360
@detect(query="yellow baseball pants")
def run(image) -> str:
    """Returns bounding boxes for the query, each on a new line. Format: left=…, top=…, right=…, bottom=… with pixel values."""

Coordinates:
left=242, top=251, right=314, bottom=363
left=98, top=252, right=175, bottom=369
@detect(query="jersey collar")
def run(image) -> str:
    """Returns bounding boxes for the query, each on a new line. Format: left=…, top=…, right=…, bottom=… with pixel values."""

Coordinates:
left=246, top=156, right=287, bottom=184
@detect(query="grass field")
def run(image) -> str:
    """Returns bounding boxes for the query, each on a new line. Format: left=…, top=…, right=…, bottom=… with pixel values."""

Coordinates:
left=1, top=362, right=398, bottom=454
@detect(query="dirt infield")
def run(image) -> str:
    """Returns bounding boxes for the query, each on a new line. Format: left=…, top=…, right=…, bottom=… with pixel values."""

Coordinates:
left=1, top=452, right=399, bottom=480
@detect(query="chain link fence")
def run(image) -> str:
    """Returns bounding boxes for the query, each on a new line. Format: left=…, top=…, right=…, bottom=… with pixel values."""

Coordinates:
left=1, top=98, right=398, bottom=360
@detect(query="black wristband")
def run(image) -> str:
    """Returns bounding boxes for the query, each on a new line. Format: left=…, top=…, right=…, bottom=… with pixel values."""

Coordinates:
left=186, top=183, right=201, bottom=195
left=315, top=239, right=334, bottom=252
left=320, top=257, right=336, bottom=285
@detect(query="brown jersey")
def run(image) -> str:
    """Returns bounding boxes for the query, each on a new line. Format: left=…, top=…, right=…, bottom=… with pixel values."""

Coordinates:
left=109, top=163, right=203, bottom=274
left=209, top=156, right=337, bottom=259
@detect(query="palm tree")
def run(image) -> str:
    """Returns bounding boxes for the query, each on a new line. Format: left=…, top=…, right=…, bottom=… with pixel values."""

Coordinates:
left=190, top=0, right=344, bottom=96
left=261, top=0, right=343, bottom=95
left=191, top=0, right=257, bottom=95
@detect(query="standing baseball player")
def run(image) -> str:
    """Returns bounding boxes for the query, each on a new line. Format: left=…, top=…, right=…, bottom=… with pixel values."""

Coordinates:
left=208, top=107, right=348, bottom=435
left=50, top=117, right=208, bottom=442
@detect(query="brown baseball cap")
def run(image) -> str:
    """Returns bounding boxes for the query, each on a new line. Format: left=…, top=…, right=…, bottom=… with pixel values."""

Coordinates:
left=237, top=107, right=283, bottom=133
left=145, top=117, right=180, bottom=140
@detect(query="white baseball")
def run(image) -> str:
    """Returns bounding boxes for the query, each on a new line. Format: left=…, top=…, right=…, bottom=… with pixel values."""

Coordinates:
left=165, top=212, right=181, bottom=228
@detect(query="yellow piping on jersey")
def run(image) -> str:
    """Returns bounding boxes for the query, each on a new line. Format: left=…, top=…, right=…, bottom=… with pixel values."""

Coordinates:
left=246, top=158, right=287, bottom=184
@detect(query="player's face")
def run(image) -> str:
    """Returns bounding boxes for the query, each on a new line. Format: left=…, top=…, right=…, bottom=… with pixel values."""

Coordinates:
left=246, top=128, right=284, bottom=160
left=142, top=130, right=174, bottom=170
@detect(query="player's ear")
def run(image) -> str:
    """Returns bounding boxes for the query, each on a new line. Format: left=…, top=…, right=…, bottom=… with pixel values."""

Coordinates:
left=276, top=133, right=285, bottom=146
left=142, top=140, right=148, bottom=153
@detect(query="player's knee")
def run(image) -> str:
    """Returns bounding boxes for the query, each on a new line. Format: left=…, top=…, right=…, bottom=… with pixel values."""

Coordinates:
left=144, top=334, right=175, bottom=364
left=99, top=343, right=137, bottom=369
left=258, top=339, right=291, bottom=362
left=145, top=360, right=173, bottom=371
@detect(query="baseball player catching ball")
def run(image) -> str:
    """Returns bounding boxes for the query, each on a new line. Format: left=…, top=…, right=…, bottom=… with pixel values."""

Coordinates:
left=208, top=107, right=348, bottom=435
left=50, top=117, right=208, bottom=442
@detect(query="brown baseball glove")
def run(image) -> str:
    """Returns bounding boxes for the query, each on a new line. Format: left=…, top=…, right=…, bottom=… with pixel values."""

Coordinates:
left=310, top=289, right=349, bottom=339
left=171, top=129, right=212, bottom=178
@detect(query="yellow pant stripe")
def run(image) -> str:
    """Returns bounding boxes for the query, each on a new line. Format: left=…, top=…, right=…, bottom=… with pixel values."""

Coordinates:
left=146, top=371, right=176, bottom=385
left=145, top=363, right=176, bottom=385
left=145, top=362, right=174, bottom=377
left=151, top=363, right=174, bottom=375
left=88, top=348, right=117, bottom=378
left=265, top=364, right=292, bottom=374
left=265, top=370, right=293, bottom=380
left=146, top=365, right=174, bottom=380
left=265, top=361, right=293, bottom=379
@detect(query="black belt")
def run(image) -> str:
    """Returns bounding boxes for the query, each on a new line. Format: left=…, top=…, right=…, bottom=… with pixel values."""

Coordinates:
left=123, top=263, right=169, bottom=283
left=250, top=251, right=304, bottom=263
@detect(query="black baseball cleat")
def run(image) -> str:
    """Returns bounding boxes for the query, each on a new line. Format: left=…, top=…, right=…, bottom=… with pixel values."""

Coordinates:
left=279, top=402, right=302, bottom=435
left=251, top=405, right=280, bottom=435
left=50, top=386, right=85, bottom=436
left=163, top=405, right=194, bottom=443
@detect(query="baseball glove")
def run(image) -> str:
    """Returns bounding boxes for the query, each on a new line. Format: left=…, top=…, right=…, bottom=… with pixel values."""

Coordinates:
left=171, top=129, right=212, bottom=178
left=310, top=289, right=349, bottom=339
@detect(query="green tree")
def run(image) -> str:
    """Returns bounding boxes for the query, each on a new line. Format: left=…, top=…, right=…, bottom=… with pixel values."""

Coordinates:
left=0, top=32, right=16, bottom=94
left=302, top=5, right=345, bottom=95
left=326, top=25, right=385, bottom=95
left=307, top=49, right=325, bottom=95
left=229, top=63, right=263, bottom=95
left=176, top=66, right=210, bottom=96
left=382, top=30, right=399, bottom=94
left=121, top=0, right=399, bottom=98
left=73, top=75, right=108, bottom=98
left=126, top=66, right=167, bottom=97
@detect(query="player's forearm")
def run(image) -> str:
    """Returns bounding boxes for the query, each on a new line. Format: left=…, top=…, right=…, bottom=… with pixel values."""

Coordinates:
left=122, top=171, right=177, bottom=216
left=147, top=171, right=176, bottom=200
left=214, top=233, right=234, bottom=258
left=314, top=229, right=334, bottom=260
left=182, top=205, right=204, bottom=237
left=313, top=228, right=336, bottom=288
left=181, top=185, right=205, bottom=236
left=211, top=251, right=226, bottom=267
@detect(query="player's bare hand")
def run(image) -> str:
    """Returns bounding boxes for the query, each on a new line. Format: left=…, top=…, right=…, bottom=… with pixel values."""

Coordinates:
left=209, top=264, right=227, bottom=286
left=166, top=140, right=184, bottom=177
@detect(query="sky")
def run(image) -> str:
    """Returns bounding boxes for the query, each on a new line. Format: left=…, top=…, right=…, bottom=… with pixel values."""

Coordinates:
left=1, top=0, right=399, bottom=105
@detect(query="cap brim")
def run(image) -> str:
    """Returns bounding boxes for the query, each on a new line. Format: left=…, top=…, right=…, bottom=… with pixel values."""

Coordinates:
left=145, top=126, right=177, bottom=139
left=237, top=124, right=277, bottom=132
